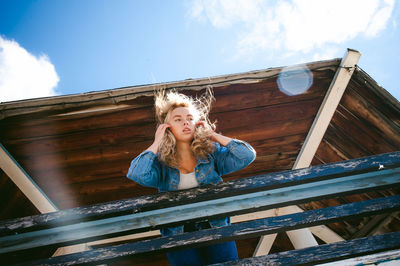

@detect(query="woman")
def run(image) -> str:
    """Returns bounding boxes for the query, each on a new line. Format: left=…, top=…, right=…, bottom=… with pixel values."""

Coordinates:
left=127, top=88, right=256, bottom=265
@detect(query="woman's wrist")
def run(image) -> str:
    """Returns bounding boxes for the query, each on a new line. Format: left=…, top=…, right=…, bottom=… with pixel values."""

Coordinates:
left=146, top=141, right=160, bottom=154
left=212, top=132, right=232, bottom=146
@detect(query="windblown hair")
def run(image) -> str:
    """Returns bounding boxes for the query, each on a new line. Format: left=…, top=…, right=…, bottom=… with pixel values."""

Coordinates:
left=154, top=87, right=216, bottom=167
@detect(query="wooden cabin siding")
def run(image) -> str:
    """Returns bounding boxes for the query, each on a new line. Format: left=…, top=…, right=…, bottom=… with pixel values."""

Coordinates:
left=0, top=67, right=336, bottom=211
left=308, top=67, right=400, bottom=242
left=0, top=169, right=40, bottom=220
left=0, top=58, right=399, bottom=265
left=2, top=152, right=399, bottom=265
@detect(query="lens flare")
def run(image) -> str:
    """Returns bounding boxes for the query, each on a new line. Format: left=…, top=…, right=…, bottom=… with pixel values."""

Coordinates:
left=277, top=65, right=313, bottom=96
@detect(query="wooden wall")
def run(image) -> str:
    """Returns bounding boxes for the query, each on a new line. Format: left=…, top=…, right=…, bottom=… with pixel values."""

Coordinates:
left=0, top=68, right=335, bottom=212
left=1, top=61, right=399, bottom=264
left=308, top=67, right=400, bottom=241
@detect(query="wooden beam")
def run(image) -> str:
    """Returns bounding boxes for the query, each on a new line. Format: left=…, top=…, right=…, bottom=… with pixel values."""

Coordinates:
left=254, top=49, right=361, bottom=256
left=0, top=143, right=90, bottom=256
left=226, top=232, right=400, bottom=266
left=1, top=167, right=399, bottom=254
left=272, top=208, right=344, bottom=244
left=253, top=233, right=277, bottom=257
left=3, top=151, right=398, bottom=237
left=231, top=209, right=276, bottom=223
left=0, top=59, right=341, bottom=119
left=16, top=195, right=400, bottom=265
left=316, top=249, right=400, bottom=266
left=1, top=151, right=396, bottom=255
left=0, top=143, right=57, bottom=213
left=369, top=211, right=399, bottom=236
left=277, top=205, right=319, bottom=249
left=253, top=219, right=344, bottom=257
left=55, top=210, right=277, bottom=250
left=60, top=210, right=276, bottom=251
left=287, top=48, right=361, bottom=248
left=294, top=48, right=361, bottom=169
left=0, top=210, right=339, bottom=255
left=3, top=150, right=396, bottom=255
left=308, top=225, right=344, bottom=244
left=350, top=214, right=388, bottom=239
left=287, top=49, right=361, bottom=248
left=87, top=230, right=161, bottom=246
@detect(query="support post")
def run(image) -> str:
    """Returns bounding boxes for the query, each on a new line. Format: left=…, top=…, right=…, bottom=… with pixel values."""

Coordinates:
left=254, top=48, right=361, bottom=256
left=0, top=143, right=57, bottom=213
left=0, top=143, right=89, bottom=256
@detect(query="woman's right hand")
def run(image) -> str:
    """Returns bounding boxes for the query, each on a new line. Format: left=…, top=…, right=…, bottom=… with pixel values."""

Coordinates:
left=146, top=124, right=171, bottom=154
left=154, top=124, right=171, bottom=144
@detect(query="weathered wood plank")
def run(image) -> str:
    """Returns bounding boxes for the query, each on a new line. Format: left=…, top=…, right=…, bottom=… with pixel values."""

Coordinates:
left=332, top=104, right=396, bottom=154
left=12, top=195, right=400, bottom=265
left=15, top=134, right=301, bottom=189
left=253, top=49, right=360, bottom=254
left=0, top=169, right=40, bottom=220
left=0, top=59, right=340, bottom=119
left=47, top=186, right=157, bottom=211
left=5, top=116, right=311, bottom=175
left=3, top=123, right=155, bottom=158
left=314, top=140, right=348, bottom=164
left=347, top=75, right=400, bottom=128
left=1, top=167, right=399, bottom=254
left=0, top=72, right=329, bottom=143
left=1, top=151, right=399, bottom=237
left=0, top=143, right=58, bottom=214
left=316, top=249, right=400, bottom=266
left=0, top=104, right=154, bottom=141
left=15, top=133, right=304, bottom=194
left=211, top=75, right=328, bottom=114
left=216, top=232, right=400, bottom=265
left=6, top=98, right=320, bottom=173
left=293, top=48, right=361, bottom=169
left=325, top=123, right=371, bottom=159
left=342, top=86, right=400, bottom=148
left=29, top=160, right=138, bottom=187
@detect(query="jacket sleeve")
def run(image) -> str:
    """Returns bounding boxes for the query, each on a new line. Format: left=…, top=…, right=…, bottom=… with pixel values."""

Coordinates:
left=213, top=139, right=256, bottom=176
left=126, top=150, right=161, bottom=189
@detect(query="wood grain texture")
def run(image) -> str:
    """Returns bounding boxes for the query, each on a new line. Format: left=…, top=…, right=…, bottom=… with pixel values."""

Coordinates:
left=12, top=196, right=400, bottom=265
left=1, top=166, right=399, bottom=254
left=218, top=232, right=400, bottom=265
left=1, top=151, right=399, bottom=237
left=1, top=60, right=400, bottom=264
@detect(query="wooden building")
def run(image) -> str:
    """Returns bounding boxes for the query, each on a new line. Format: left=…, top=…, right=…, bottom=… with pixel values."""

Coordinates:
left=0, top=49, right=399, bottom=264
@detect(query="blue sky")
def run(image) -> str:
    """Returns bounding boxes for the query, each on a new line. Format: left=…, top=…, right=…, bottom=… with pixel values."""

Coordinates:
left=1, top=0, right=399, bottom=102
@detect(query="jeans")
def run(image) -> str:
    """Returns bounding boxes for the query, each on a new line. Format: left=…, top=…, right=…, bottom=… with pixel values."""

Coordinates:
left=166, top=221, right=239, bottom=266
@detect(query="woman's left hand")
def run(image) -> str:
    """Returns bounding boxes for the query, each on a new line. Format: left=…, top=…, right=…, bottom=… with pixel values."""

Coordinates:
left=211, top=132, right=232, bottom=146
left=196, top=121, right=214, bottom=137
left=195, top=121, right=207, bottom=128
left=196, top=121, right=232, bottom=146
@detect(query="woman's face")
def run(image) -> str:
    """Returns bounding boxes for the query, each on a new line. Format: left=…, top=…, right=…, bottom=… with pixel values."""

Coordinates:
left=167, top=107, right=197, bottom=142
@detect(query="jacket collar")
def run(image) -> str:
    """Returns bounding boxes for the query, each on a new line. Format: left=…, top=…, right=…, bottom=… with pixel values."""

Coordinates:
left=197, top=156, right=210, bottom=165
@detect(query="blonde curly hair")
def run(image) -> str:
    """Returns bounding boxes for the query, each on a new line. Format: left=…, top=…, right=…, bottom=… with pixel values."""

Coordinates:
left=154, top=87, right=216, bottom=167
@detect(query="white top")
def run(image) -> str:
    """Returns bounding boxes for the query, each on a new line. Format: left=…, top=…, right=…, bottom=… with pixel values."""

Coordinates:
left=178, top=172, right=199, bottom=190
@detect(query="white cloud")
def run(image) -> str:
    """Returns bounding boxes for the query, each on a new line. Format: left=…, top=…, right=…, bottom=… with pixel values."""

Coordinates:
left=365, top=0, right=395, bottom=36
left=0, top=36, right=59, bottom=103
left=189, top=0, right=264, bottom=28
left=312, top=46, right=341, bottom=62
left=187, top=0, right=395, bottom=60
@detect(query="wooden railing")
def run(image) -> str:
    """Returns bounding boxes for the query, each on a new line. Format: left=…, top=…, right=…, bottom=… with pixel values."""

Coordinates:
left=1, top=151, right=400, bottom=265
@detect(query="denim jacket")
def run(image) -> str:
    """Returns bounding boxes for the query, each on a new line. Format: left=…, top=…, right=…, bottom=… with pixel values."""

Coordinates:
left=126, top=139, right=256, bottom=236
